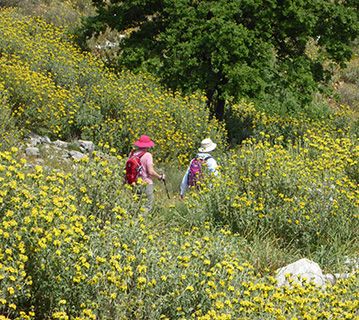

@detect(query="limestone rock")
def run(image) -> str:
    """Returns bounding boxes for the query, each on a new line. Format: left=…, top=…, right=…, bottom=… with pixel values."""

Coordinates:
left=334, top=273, right=351, bottom=280
left=275, top=258, right=327, bottom=287
left=324, top=272, right=352, bottom=286
left=28, top=133, right=51, bottom=146
left=78, top=140, right=94, bottom=153
left=41, top=136, right=51, bottom=144
left=68, top=150, right=85, bottom=160
left=25, top=147, right=40, bottom=157
left=53, top=140, right=69, bottom=149
left=324, top=273, right=336, bottom=285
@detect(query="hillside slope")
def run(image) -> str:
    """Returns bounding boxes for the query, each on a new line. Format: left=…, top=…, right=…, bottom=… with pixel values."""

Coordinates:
left=0, top=8, right=225, bottom=163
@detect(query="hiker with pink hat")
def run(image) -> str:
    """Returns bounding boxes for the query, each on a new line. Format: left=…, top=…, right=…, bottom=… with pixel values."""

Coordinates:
left=180, top=138, right=218, bottom=199
left=125, top=135, right=165, bottom=211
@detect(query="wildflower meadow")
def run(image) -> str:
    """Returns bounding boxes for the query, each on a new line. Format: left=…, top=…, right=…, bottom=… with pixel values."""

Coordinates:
left=0, top=6, right=358, bottom=320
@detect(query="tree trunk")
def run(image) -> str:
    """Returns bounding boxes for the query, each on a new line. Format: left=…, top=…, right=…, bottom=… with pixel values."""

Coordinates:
left=206, top=89, right=225, bottom=121
left=214, top=98, right=225, bottom=121
left=206, top=89, right=215, bottom=111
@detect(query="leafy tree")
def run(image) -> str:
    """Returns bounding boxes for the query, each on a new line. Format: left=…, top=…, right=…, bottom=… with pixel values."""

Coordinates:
left=82, top=0, right=358, bottom=119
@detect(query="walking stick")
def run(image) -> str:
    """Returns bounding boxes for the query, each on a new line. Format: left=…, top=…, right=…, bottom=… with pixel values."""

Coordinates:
left=162, top=178, right=171, bottom=199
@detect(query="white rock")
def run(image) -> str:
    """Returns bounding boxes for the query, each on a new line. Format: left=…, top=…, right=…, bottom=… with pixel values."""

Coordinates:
left=78, top=140, right=94, bottom=153
left=334, top=273, right=351, bottom=280
left=28, top=133, right=51, bottom=146
left=53, top=140, right=69, bottom=149
left=325, top=273, right=336, bottom=285
left=25, top=147, right=40, bottom=157
left=28, top=135, right=42, bottom=147
left=275, top=258, right=327, bottom=287
left=68, top=150, right=85, bottom=160
left=41, top=136, right=51, bottom=144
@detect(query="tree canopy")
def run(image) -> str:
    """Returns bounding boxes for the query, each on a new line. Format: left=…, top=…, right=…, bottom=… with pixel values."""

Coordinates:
left=82, top=0, right=359, bottom=119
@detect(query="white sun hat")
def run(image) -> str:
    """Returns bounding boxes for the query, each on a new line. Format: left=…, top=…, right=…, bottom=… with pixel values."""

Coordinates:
left=198, top=138, right=217, bottom=153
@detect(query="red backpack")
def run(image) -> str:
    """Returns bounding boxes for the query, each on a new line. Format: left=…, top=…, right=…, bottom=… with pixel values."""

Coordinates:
left=125, top=151, right=146, bottom=184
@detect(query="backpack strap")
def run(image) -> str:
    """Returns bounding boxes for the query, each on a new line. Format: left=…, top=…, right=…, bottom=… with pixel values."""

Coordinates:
left=130, top=150, right=146, bottom=159
left=137, top=151, right=147, bottom=159
left=196, top=153, right=212, bottom=162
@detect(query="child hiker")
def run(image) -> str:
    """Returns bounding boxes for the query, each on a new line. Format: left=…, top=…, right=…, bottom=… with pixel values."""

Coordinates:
left=180, top=138, right=218, bottom=199
left=125, top=135, right=165, bottom=211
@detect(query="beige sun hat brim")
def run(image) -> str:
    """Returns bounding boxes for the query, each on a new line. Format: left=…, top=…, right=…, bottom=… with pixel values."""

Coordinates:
left=198, top=143, right=217, bottom=153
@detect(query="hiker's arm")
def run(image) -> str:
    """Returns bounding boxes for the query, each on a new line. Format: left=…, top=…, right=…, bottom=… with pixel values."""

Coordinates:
left=147, top=163, right=164, bottom=180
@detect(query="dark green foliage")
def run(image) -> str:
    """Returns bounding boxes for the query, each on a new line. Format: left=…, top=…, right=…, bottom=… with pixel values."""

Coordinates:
left=82, top=0, right=358, bottom=119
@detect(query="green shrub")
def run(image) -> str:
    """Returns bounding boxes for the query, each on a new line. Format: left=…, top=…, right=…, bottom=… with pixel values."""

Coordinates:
left=173, top=127, right=358, bottom=257
left=0, top=81, right=22, bottom=151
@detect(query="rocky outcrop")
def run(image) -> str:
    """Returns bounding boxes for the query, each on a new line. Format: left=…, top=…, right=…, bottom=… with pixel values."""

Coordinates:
left=27, top=133, right=51, bottom=146
left=24, top=133, right=95, bottom=162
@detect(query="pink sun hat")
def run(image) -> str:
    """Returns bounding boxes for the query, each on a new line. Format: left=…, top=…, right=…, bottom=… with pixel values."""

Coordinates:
left=134, top=135, right=155, bottom=148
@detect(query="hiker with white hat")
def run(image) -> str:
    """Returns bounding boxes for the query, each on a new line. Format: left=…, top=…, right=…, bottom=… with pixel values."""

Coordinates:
left=180, top=138, right=218, bottom=199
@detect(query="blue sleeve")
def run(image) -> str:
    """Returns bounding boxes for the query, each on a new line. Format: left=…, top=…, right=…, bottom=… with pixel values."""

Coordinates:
left=180, top=167, right=190, bottom=196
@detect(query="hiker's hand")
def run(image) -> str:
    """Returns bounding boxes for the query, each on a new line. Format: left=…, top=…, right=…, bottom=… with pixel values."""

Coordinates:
left=160, top=173, right=166, bottom=181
